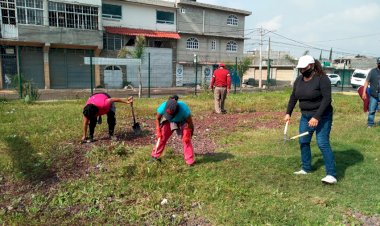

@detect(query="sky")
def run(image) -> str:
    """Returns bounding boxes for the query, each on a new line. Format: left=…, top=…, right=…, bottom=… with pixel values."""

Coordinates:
left=172, top=0, right=380, bottom=59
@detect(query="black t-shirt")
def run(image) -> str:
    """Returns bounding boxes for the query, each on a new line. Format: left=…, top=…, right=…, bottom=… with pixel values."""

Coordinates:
left=286, top=74, right=333, bottom=120
left=366, top=67, right=380, bottom=98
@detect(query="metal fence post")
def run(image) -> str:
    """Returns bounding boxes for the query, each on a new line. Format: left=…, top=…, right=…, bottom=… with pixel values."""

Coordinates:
left=148, top=52, right=151, bottom=98
left=17, top=46, right=22, bottom=98
left=194, top=54, right=198, bottom=95
left=90, top=50, right=94, bottom=95
left=341, top=63, right=346, bottom=92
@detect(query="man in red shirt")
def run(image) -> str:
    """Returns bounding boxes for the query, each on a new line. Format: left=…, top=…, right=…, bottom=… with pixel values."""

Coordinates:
left=209, top=63, right=231, bottom=114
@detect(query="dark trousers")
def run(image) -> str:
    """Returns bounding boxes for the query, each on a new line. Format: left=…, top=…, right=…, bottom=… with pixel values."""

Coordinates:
left=89, top=110, right=116, bottom=138
left=88, top=92, right=116, bottom=138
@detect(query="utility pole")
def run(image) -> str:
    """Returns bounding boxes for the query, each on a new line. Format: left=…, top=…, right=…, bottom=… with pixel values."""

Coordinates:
left=266, top=37, right=271, bottom=87
left=259, top=27, right=263, bottom=88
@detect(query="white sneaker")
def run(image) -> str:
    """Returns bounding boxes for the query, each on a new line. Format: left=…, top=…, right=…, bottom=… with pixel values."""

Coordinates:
left=294, top=169, right=308, bottom=175
left=321, top=175, right=337, bottom=184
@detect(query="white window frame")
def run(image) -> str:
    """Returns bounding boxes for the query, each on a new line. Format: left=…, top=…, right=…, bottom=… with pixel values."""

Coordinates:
left=186, top=37, right=199, bottom=50
left=227, top=14, right=238, bottom=26
left=1, top=0, right=16, bottom=25
left=211, top=40, right=216, bottom=51
left=48, top=1, right=99, bottom=30
left=103, top=33, right=124, bottom=51
left=102, top=3, right=122, bottom=20
left=156, top=10, right=174, bottom=24
left=16, top=0, right=43, bottom=25
left=226, top=40, right=237, bottom=52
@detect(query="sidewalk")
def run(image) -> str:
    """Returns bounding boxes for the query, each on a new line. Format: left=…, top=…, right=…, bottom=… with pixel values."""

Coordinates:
left=0, top=87, right=207, bottom=100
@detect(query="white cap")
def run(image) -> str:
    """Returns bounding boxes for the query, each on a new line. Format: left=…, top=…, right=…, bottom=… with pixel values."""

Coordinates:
left=296, top=55, right=315, bottom=69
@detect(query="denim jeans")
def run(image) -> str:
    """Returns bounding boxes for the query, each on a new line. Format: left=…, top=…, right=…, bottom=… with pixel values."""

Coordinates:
left=298, top=112, right=336, bottom=177
left=367, top=93, right=380, bottom=127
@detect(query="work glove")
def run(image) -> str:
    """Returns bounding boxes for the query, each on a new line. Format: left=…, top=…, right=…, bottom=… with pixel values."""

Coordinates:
left=156, top=127, right=162, bottom=139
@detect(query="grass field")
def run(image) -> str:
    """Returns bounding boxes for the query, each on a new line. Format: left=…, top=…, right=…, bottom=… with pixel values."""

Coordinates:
left=0, top=90, right=379, bottom=225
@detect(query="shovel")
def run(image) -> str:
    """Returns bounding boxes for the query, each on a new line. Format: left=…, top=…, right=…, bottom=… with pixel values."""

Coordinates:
left=131, top=103, right=142, bottom=135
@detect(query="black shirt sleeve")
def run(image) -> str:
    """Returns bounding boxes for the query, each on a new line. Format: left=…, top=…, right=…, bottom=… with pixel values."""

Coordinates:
left=313, top=76, right=332, bottom=120
left=286, top=76, right=300, bottom=116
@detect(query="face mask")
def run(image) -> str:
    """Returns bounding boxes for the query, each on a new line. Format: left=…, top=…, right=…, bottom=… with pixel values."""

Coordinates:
left=301, top=67, right=313, bottom=78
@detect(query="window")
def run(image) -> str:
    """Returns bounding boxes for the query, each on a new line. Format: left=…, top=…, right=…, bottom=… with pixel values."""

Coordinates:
left=1, top=0, right=16, bottom=25
left=226, top=41, right=237, bottom=52
left=186, top=37, right=199, bottom=50
left=103, top=33, right=124, bottom=50
left=16, top=0, right=43, bottom=25
left=227, top=15, right=238, bottom=26
left=156, top=10, right=174, bottom=24
left=211, top=40, right=216, bottom=51
left=102, top=4, right=121, bottom=19
left=48, top=1, right=98, bottom=30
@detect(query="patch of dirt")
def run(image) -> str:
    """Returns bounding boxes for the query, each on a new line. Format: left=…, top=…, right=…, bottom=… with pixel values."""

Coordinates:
left=93, top=111, right=285, bottom=155
left=0, top=111, right=286, bottom=223
left=345, top=210, right=380, bottom=226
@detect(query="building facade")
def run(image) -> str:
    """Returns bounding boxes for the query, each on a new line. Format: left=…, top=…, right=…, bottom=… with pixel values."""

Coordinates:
left=0, top=0, right=103, bottom=89
left=175, top=0, right=251, bottom=86
left=101, top=0, right=180, bottom=88
left=0, top=0, right=252, bottom=89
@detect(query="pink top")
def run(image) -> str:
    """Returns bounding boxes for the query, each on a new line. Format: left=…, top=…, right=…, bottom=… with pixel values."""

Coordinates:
left=86, top=93, right=112, bottom=116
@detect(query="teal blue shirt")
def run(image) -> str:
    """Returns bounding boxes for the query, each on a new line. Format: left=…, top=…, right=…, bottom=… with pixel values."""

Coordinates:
left=157, top=101, right=191, bottom=122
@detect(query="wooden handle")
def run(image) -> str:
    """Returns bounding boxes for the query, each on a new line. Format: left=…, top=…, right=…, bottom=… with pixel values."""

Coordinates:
left=284, top=120, right=289, bottom=135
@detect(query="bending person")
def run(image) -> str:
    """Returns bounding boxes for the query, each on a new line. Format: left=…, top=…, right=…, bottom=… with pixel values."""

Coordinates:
left=151, top=95, right=195, bottom=166
left=82, top=93, right=133, bottom=142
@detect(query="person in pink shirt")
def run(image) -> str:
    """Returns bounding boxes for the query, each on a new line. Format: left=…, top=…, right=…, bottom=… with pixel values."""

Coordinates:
left=82, top=93, right=133, bottom=142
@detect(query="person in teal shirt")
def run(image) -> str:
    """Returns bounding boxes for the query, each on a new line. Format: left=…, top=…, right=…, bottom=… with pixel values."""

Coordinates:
left=151, top=95, right=195, bottom=166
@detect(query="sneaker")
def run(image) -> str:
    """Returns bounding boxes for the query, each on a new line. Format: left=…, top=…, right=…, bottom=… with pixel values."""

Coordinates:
left=321, top=175, right=337, bottom=184
left=294, top=169, right=308, bottom=175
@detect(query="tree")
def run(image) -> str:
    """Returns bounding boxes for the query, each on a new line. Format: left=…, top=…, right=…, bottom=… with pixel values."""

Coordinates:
left=118, top=36, right=146, bottom=98
left=237, top=57, right=252, bottom=92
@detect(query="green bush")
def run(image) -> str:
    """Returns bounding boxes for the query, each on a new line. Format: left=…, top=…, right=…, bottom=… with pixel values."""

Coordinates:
left=11, top=74, right=40, bottom=102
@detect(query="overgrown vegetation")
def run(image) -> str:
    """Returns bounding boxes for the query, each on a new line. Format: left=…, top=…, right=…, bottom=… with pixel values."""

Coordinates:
left=0, top=91, right=379, bottom=225
left=11, top=74, right=40, bottom=103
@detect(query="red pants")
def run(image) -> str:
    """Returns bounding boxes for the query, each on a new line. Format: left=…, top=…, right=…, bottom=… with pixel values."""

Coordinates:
left=151, top=121, right=195, bottom=165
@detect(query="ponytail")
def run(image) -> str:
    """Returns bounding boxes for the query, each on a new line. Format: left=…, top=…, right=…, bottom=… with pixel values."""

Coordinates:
left=313, top=60, right=326, bottom=76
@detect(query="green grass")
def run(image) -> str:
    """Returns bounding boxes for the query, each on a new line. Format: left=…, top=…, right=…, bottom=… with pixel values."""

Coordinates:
left=0, top=91, right=379, bottom=225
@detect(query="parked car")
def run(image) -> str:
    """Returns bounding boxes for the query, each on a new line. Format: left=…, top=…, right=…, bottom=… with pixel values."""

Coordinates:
left=327, top=74, right=341, bottom=87
left=350, top=69, right=371, bottom=88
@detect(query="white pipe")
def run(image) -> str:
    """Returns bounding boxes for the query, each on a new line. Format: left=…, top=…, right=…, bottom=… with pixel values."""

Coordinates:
left=290, top=132, right=309, bottom=140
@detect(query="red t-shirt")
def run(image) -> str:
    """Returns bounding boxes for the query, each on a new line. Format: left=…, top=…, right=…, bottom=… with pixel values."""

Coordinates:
left=210, top=68, right=231, bottom=89
left=86, top=93, right=112, bottom=116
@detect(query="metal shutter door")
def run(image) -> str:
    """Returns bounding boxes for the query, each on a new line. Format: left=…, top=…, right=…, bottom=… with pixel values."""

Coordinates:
left=20, top=47, right=44, bottom=89
left=50, top=48, right=68, bottom=89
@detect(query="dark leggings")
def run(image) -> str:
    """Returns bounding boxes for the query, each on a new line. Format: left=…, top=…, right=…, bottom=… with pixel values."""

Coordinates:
left=89, top=110, right=116, bottom=138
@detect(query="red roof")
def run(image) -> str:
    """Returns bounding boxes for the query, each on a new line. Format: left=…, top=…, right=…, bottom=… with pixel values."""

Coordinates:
left=104, top=27, right=180, bottom=39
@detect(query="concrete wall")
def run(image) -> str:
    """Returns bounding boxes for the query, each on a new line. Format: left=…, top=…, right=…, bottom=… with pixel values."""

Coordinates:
left=17, top=25, right=103, bottom=48
left=126, top=47, right=173, bottom=88
left=60, top=0, right=101, bottom=6
left=102, top=0, right=176, bottom=32
left=177, top=5, right=245, bottom=38
left=177, top=34, right=243, bottom=64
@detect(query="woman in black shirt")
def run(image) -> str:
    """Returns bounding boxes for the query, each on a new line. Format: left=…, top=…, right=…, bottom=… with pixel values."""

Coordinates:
left=284, top=55, right=337, bottom=184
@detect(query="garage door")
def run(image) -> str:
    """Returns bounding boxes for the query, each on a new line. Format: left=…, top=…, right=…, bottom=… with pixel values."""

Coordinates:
left=50, top=48, right=92, bottom=89
left=20, top=47, right=44, bottom=89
